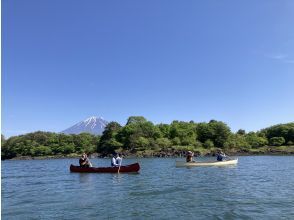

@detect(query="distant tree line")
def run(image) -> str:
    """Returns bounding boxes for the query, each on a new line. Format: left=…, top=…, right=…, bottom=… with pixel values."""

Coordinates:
left=1, top=132, right=99, bottom=160
left=1, top=116, right=294, bottom=160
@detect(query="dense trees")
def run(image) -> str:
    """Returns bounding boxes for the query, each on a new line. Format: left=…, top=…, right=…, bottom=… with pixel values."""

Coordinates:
left=260, top=123, right=294, bottom=145
left=196, top=120, right=231, bottom=148
left=117, top=116, right=161, bottom=152
left=1, top=118, right=294, bottom=159
left=244, top=132, right=268, bottom=148
left=97, top=122, right=123, bottom=154
left=1, top=132, right=100, bottom=160
left=170, top=121, right=197, bottom=146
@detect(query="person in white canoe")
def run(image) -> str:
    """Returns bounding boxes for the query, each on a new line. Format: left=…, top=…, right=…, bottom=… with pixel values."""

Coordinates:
left=216, top=150, right=227, bottom=161
left=186, top=151, right=195, bottom=162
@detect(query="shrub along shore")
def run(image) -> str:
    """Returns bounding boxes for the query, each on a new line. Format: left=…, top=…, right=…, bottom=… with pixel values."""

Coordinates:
left=8, top=146, right=294, bottom=161
left=2, top=116, right=294, bottom=160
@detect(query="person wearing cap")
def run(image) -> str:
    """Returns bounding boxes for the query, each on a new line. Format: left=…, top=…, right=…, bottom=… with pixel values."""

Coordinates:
left=111, top=154, right=118, bottom=167
left=79, top=153, right=92, bottom=167
left=186, top=151, right=195, bottom=162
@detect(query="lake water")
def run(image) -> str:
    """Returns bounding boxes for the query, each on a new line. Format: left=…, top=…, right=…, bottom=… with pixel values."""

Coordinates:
left=2, top=156, right=294, bottom=219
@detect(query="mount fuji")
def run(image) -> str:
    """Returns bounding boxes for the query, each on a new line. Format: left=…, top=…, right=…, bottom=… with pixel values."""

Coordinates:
left=61, top=116, right=108, bottom=135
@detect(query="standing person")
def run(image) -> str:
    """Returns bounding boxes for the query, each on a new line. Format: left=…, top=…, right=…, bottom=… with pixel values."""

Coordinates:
left=186, top=151, right=195, bottom=162
left=111, top=154, right=118, bottom=167
left=79, top=153, right=92, bottom=167
left=116, top=153, right=122, bottom=166
left=216, top=150, right=227, bottom=161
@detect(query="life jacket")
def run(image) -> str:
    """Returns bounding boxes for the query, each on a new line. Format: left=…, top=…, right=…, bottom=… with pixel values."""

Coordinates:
left=217, top=154, right=223, bottom=161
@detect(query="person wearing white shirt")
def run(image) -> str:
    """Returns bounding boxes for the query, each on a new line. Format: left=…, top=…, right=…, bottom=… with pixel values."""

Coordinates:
left=116, top=154, right=122, bottom=166
left=111, top=154, right=118, bottom=167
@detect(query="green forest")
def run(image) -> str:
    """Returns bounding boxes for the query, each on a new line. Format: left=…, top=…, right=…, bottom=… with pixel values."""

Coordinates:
left=1, top=116, right=294, bottom=160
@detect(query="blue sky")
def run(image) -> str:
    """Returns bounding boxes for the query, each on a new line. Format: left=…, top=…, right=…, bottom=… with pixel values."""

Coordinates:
left=2, top=0, right=294, bottom=137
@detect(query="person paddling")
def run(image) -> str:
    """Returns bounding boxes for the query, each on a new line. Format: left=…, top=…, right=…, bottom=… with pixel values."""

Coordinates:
left=216, top=150, right=227, bottom=161
left=79, top=153, right=92, bottom=167
left=116, top=153, right=122, bottom=166
left=186, top=151, right=195, bottom=162
left=111, top=154, right=118, bottom=167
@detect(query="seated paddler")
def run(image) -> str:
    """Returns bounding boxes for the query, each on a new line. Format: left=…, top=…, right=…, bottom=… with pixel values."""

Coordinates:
left=111, top=153, right=119, bottom=167
left=186, top=151, right=195, bottom=162
left=216, top=150, right=227, bottom=161
left=116, top=153, right=122, bottom=166
left=79, top=153, right=92, bottom=167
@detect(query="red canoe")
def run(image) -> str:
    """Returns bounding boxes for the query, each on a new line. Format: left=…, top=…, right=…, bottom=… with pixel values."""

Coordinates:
left=70, top=162, right=140, bottom=173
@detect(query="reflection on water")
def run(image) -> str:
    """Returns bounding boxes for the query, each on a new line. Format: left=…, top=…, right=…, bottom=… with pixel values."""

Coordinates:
left=112, top=173, right=124, bottom=184
left=2, top=156, right=294, bottom=219
left=78, top=173, right=94, bottom=184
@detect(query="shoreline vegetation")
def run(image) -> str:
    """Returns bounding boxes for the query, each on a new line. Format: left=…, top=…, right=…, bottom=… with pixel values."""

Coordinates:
left=9, top=146, right=294, bottom=161
left=2, top=116, right=294, bottom=160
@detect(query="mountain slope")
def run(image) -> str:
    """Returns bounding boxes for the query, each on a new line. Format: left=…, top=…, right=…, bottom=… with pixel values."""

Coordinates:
left=61, top=116, right=108, bottom=135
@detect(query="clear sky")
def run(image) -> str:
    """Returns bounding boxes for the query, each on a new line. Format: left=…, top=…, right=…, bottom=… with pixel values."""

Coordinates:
left=2, top=0, right=294, bottom=137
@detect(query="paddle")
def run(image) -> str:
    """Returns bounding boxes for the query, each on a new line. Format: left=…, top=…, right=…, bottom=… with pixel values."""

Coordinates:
left=87, top=155, right=93, bottom=167
left=224, top=153, right=233, bottom=160
left=117, top=154, right=122, bottom=173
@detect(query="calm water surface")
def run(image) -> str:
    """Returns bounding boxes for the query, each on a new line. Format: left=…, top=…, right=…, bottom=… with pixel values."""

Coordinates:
left=2, top=156, right=294, bottom=219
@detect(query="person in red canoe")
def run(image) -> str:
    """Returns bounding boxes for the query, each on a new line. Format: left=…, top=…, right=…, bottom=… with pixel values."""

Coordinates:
left=186, top=151, right=195, bottom=162
left=111, top=153, right=123, bottom=167
left=116, top=153, right=122, bottom=166
left=111, top=153, right=118, bottom=167
left=79, top=153, right=92, bottom=167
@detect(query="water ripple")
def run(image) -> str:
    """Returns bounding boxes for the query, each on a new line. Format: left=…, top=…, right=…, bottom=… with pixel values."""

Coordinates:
left=2, top=156, right=294, bottom=219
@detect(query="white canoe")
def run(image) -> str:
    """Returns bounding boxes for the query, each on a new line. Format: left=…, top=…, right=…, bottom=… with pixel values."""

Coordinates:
left=175, top=158, right=238, bottom=167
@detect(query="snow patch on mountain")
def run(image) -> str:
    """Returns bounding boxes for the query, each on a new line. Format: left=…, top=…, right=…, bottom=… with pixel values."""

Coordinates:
left=61, top=116, right=108, bottom=135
